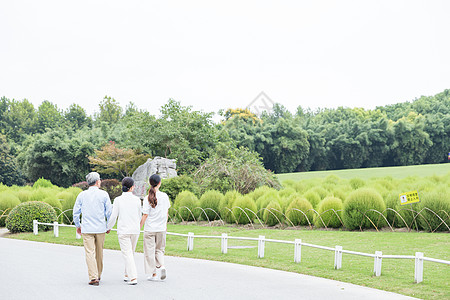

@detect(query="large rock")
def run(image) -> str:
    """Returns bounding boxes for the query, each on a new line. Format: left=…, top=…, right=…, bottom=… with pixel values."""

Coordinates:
left=132, top=156, right=177, bottom=198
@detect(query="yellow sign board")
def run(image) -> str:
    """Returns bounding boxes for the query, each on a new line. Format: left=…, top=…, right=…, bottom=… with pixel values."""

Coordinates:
left=399, top=190, right=420, bottom=205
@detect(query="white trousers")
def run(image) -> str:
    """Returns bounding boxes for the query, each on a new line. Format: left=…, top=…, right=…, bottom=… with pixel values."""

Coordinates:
left=118, top=234, right=139, bottom=280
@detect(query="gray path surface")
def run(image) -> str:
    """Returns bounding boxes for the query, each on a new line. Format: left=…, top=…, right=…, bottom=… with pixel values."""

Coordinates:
left=0, top=238, right=418, bottom=300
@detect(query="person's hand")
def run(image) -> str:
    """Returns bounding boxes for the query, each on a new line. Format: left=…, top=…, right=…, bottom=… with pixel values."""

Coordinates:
left=76, top=227, right=81, bottom=235
left=106, top=230, right=111, bottom=234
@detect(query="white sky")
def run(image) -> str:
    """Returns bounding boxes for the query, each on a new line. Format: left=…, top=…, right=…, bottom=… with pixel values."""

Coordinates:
left=1, top=0, right=449, bottom=117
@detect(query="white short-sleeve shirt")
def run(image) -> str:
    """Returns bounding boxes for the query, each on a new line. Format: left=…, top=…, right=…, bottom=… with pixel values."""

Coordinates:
left=142, top=191, right=171, bottom=232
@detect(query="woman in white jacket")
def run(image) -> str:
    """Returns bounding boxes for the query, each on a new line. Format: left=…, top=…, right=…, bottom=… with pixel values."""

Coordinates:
left=140, top=174, right=171, bottom=281
left=107, top=177, right=142, bottom=285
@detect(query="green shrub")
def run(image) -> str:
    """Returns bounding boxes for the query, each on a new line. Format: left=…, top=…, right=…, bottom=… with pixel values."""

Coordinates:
left=30, top=188, right=54, bottom=202
left=303, top=191, right=321, bottom=209
left=343, top=188, right=386, bottom=230
left=418, top=190, right=450, bottom=232
left=349, top=178, right=365, bottom=190
left=33, top=178, right=54, bottom=189
left=57, top=191, right=77, bottom=224
left=174, top=191, right=199, bottom=221
left=314, top=196, right=343, bottom=228
left=100, top=179, right=122, bottom=201
left=43, top=196, right=63, bottom=214
left=219, top=190, right=241, bottom=223
left=263, top=200, right=284, bottom=226
left=324, top=175, right=340, bottom=185
left=285, top=195, right=313, bottom=226
left=384, top=191, right=406, bottom=228
left=199, top=190, right=223, bottom=221
left=0, top=192, right=21, bottom=226
left=279, top=188, right=296, bottom=199
left=160, top=175, right=200, bottom=201
left=232, top=195, right=257, bottom=224
left=0, top=183, right=8, bottom=192
left=16, top=190, right=33, bottom=202
left=330, top=188, right=348, bottom=202
left=281, top=180, right=296, bottom=189
left=249, top=186, right=274, bottom=202
left=309, top=186, right=328, bottom=200
left=6, top=201, right=57, bottom=233
left=256, top=191, right=280, bottom=218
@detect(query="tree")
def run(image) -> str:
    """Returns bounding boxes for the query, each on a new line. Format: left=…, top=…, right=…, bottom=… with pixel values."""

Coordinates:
left=88, top=141, right=150, bottom=178
left=96, top=96, right=123, bottom=124
left=0, top=134, right=25, bottom=185
left=36, top=100, right=63, bottom=133
left=18, top=129, right=94, bottom=187
left=2, top=98, right=37, bottom=142
left=193, top=143, right=280, bottom=194
left=65, top=103, right=91, bottom=129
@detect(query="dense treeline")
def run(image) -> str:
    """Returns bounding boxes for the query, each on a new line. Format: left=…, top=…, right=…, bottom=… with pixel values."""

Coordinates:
left=0, top=89, right=449, bottom=187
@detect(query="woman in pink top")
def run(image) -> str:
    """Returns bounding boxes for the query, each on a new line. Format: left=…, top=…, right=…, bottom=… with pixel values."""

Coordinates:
left=140, top=174, right=171, bottom=281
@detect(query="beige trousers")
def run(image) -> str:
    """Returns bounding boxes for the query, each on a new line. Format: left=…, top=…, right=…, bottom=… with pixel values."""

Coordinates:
left=82, top=233, right=105, bottom=281
left=118, top=234, right=139, bottom=280
left=143, top=231, right=166, bottom=275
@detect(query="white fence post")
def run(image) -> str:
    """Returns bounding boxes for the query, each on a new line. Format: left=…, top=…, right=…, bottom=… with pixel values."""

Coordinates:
left=374, top=251, right=382, bottom=276
left=414, top=252, right=424, bottom=283
left=187, top=232, right=194, bottom=251
left=294, top=239, right=301, bottom=263
left=221, top=233, right=228, bottom=254
left=334, top=246, right=343, bottom=269
left=33, top=220, right=38, bottom=235
left=53, top=222, right=59, bottom=237
left=258, top=235, right=265, bottom=258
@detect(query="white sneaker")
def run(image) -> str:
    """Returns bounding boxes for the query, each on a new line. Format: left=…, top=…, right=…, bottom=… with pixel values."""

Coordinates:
left=160, top=268, right=167, bottom=280
left=147, top=275, right=158, bottom=281
left=127, top=278, right=137, bottom=285
left=123, top=276, right=129, bottom=282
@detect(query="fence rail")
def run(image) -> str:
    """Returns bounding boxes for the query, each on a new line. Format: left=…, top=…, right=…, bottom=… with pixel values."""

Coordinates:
left=32, top=220, right=449, bottom=284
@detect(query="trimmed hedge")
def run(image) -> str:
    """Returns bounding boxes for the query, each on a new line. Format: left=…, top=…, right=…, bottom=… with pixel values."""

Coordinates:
left=6, top=201, right=57, bottom=233
left=32, top=178, right=54, bottom=189
left=303, top=191, right=321, bottom=209
left=343, top=188, right=386, bottom=230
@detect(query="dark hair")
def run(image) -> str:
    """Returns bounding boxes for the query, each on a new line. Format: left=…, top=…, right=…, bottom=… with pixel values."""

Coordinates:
left=148, top=174, right=161, bottom=208
left=122, top=177, right=134, bottom=192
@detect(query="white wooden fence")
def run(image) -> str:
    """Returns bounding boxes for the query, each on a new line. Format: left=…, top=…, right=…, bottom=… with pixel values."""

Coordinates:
left=33, top=220, right=449, bottom=284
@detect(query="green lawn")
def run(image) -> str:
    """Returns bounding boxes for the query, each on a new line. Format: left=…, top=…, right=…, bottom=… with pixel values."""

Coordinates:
left=6, top=224, right=450, bottom=299
left=277, top=163, right=450, bottom=182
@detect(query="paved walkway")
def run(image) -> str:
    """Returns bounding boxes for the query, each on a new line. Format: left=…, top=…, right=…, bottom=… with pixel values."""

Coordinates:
left=0, top=238, right=418, bottom=300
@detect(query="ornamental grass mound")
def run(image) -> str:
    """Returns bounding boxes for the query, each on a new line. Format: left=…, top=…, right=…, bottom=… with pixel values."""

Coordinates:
left=0, top=192, right=21, bottom=227
left=263, top=200, right=284, bottom=226
left=343, top=188, right=386, bottom=230
left=285, top=195, right=314, bottom=226
left=6, top=201, right=56, bottom=233
left=199, top=190, right=223, bottom=221
left=232, top=195, right=257, bottom=224
left=314, top=196, right=343, bottom=228
left=174, top=191, right=199, bottom=221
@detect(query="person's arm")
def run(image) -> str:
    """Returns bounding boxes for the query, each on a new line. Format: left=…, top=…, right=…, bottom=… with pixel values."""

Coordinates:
left=140, top=214, right=148, bottom=229
left=107, top=199, right=119, bottom=232
left=73, top=196, right=82, bottom=234
left=104, top=194, right=113, bottom=233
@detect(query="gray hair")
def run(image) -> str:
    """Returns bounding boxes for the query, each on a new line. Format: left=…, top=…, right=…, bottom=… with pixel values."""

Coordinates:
left=86, top=172, right=101, bottom=186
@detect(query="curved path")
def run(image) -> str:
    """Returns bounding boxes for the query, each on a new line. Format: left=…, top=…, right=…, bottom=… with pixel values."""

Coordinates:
left=0, top=238, right=417, bottom=300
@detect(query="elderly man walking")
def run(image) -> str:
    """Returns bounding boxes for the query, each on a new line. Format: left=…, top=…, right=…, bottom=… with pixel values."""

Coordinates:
left=73, top=172, right=112, bottom=286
